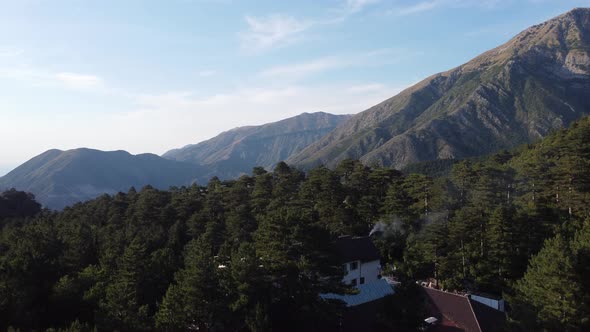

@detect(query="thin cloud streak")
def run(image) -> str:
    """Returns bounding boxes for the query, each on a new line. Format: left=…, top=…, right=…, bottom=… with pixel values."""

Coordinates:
left=239, top=14, right=313, bottom=54
left=0, top=66, right=103, bottom=91
left=397, top=0, right=440, bottom=15
left=239, top=0, right=381, bottom=54
left=258, top=48, right=420, bottom=80
left=345, top=0, right=381, bottom=13
left=0, top=46, right=24, bottom=57
left=55, top=73, right=102, bottom=89
left=347, top=83, right=386, bottom=93
left=388, top=0, right=504, bottom=16
left=259, top=56, right=349, bottom=79
left=198, top=70, right=217, bottom=77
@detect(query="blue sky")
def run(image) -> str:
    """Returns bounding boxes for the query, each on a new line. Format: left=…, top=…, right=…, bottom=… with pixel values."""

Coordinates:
left=1, top=0, right=589, bottom=175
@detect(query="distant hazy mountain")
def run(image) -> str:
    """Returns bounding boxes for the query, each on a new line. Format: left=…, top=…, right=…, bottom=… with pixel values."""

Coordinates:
left=163, top=112, right=351, bottom=179
left=289, top=8, right=590, bottom=169
left=0, top=148, right=205, bottom=210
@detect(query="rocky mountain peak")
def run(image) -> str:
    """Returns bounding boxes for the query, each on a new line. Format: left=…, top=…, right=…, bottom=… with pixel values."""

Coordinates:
left=288, top=8, right=590, bottom=170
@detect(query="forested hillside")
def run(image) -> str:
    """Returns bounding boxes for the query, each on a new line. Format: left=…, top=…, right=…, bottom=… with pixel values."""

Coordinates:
left=2, top=116, right=590, bottom=331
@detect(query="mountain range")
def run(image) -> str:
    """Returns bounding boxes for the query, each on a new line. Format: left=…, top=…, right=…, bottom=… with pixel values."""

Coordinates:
left=1, top=8, right=589, bottom=209
left=163, top=112, right=351, bottom=180
left=0, top=149, right=206, bottom=210
left=0, top=112, right=349, bottom=209
left=288, top=8, right=590, bottom=169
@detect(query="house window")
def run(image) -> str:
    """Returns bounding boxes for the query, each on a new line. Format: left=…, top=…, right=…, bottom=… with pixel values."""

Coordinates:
left=349, top=261, right=358, bottom=270
left=360, top=277, right=365, bottom=284
left=351, top=279, right=357, bottom=286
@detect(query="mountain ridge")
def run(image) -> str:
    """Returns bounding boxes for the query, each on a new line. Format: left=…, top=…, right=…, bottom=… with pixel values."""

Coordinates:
left=0, top=112, right=351, bottom=209
left=3, top=9, right=590, bottom=209
left=288, top=8, right=590, bottom=169
left=0, top=148, right=207, bottom=210
left=163, top=111, right=351, bottom=179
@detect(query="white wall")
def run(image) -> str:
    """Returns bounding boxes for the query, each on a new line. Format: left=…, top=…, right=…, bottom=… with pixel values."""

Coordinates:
left=342, top=260, right=360, bottom=284
left=470, top=294, right=505, bottom=312
left=342, top=259, right=381, bottom=285
left=360, top=260, right=381, bottom=283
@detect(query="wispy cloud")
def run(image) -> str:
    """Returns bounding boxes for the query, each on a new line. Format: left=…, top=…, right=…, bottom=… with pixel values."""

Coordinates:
left=259, top=56, right=348, bottom=79
left=344, top=0, right=381, bottom=14
left=0, top=46, right=24, bottom=57
left=0, top=65, right=104, bottom=91
left=0, top=67, right=50, bottom=85
left=396, top=0, right=441, bottom=15
left=198, top=70, right=217, bottom=77
left=259, top=48, right=418, bottom=80
left=239, top=14, right=313, bottom=54
left=55, top=72, right=102, bottom=89
left=239, top=0, right=381, bottom=54
left=389, top=0, right=503, bottom=16
left=347, top=83, right=387, bottom=93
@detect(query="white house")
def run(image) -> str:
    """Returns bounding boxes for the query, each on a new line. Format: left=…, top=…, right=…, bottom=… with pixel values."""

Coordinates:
left=334, top=236, right=382, bottom=286
left=321, top=236, right=393, bottom=307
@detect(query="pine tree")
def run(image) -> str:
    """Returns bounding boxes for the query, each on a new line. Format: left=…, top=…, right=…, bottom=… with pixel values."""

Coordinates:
left=299, top=166, right=347, bottom=234
left=483, top=206, right=515, bottom=292
left=513, top=234, right=583, bottom=330
left=99, top=237, right=151, bottom=331
left=155, top=233, right=224, bottom=331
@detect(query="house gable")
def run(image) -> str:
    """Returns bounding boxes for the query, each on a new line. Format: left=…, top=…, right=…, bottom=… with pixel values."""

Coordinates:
left=422, top=287, right=507, bottom=332
left=333, top=235, right=381, bottom=264
left=334, top=236, right=382, bottom=286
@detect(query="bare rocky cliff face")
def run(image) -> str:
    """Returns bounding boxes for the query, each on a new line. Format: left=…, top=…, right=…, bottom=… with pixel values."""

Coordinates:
left=288, top=8, right=590, bottom=170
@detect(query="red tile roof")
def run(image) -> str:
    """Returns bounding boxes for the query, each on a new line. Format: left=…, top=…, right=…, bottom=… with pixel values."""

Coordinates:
left=423, top=287, right=481, bottom=332
left=422, top=287, right=506, bottom=332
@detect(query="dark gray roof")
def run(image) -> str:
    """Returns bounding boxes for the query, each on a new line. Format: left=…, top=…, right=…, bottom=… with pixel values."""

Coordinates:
left=333, top=236, right=380, bottom=263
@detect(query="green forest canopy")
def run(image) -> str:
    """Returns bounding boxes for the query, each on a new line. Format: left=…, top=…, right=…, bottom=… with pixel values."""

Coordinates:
left=2, top=116, right=590, bottom=331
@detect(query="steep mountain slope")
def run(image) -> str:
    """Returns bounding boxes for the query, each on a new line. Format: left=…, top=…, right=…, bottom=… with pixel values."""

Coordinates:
left=0, top=148, right=206, bottom=209
left=289, top=8, right=590, bottom=169
left=163, top=112, right=351, bottom=179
